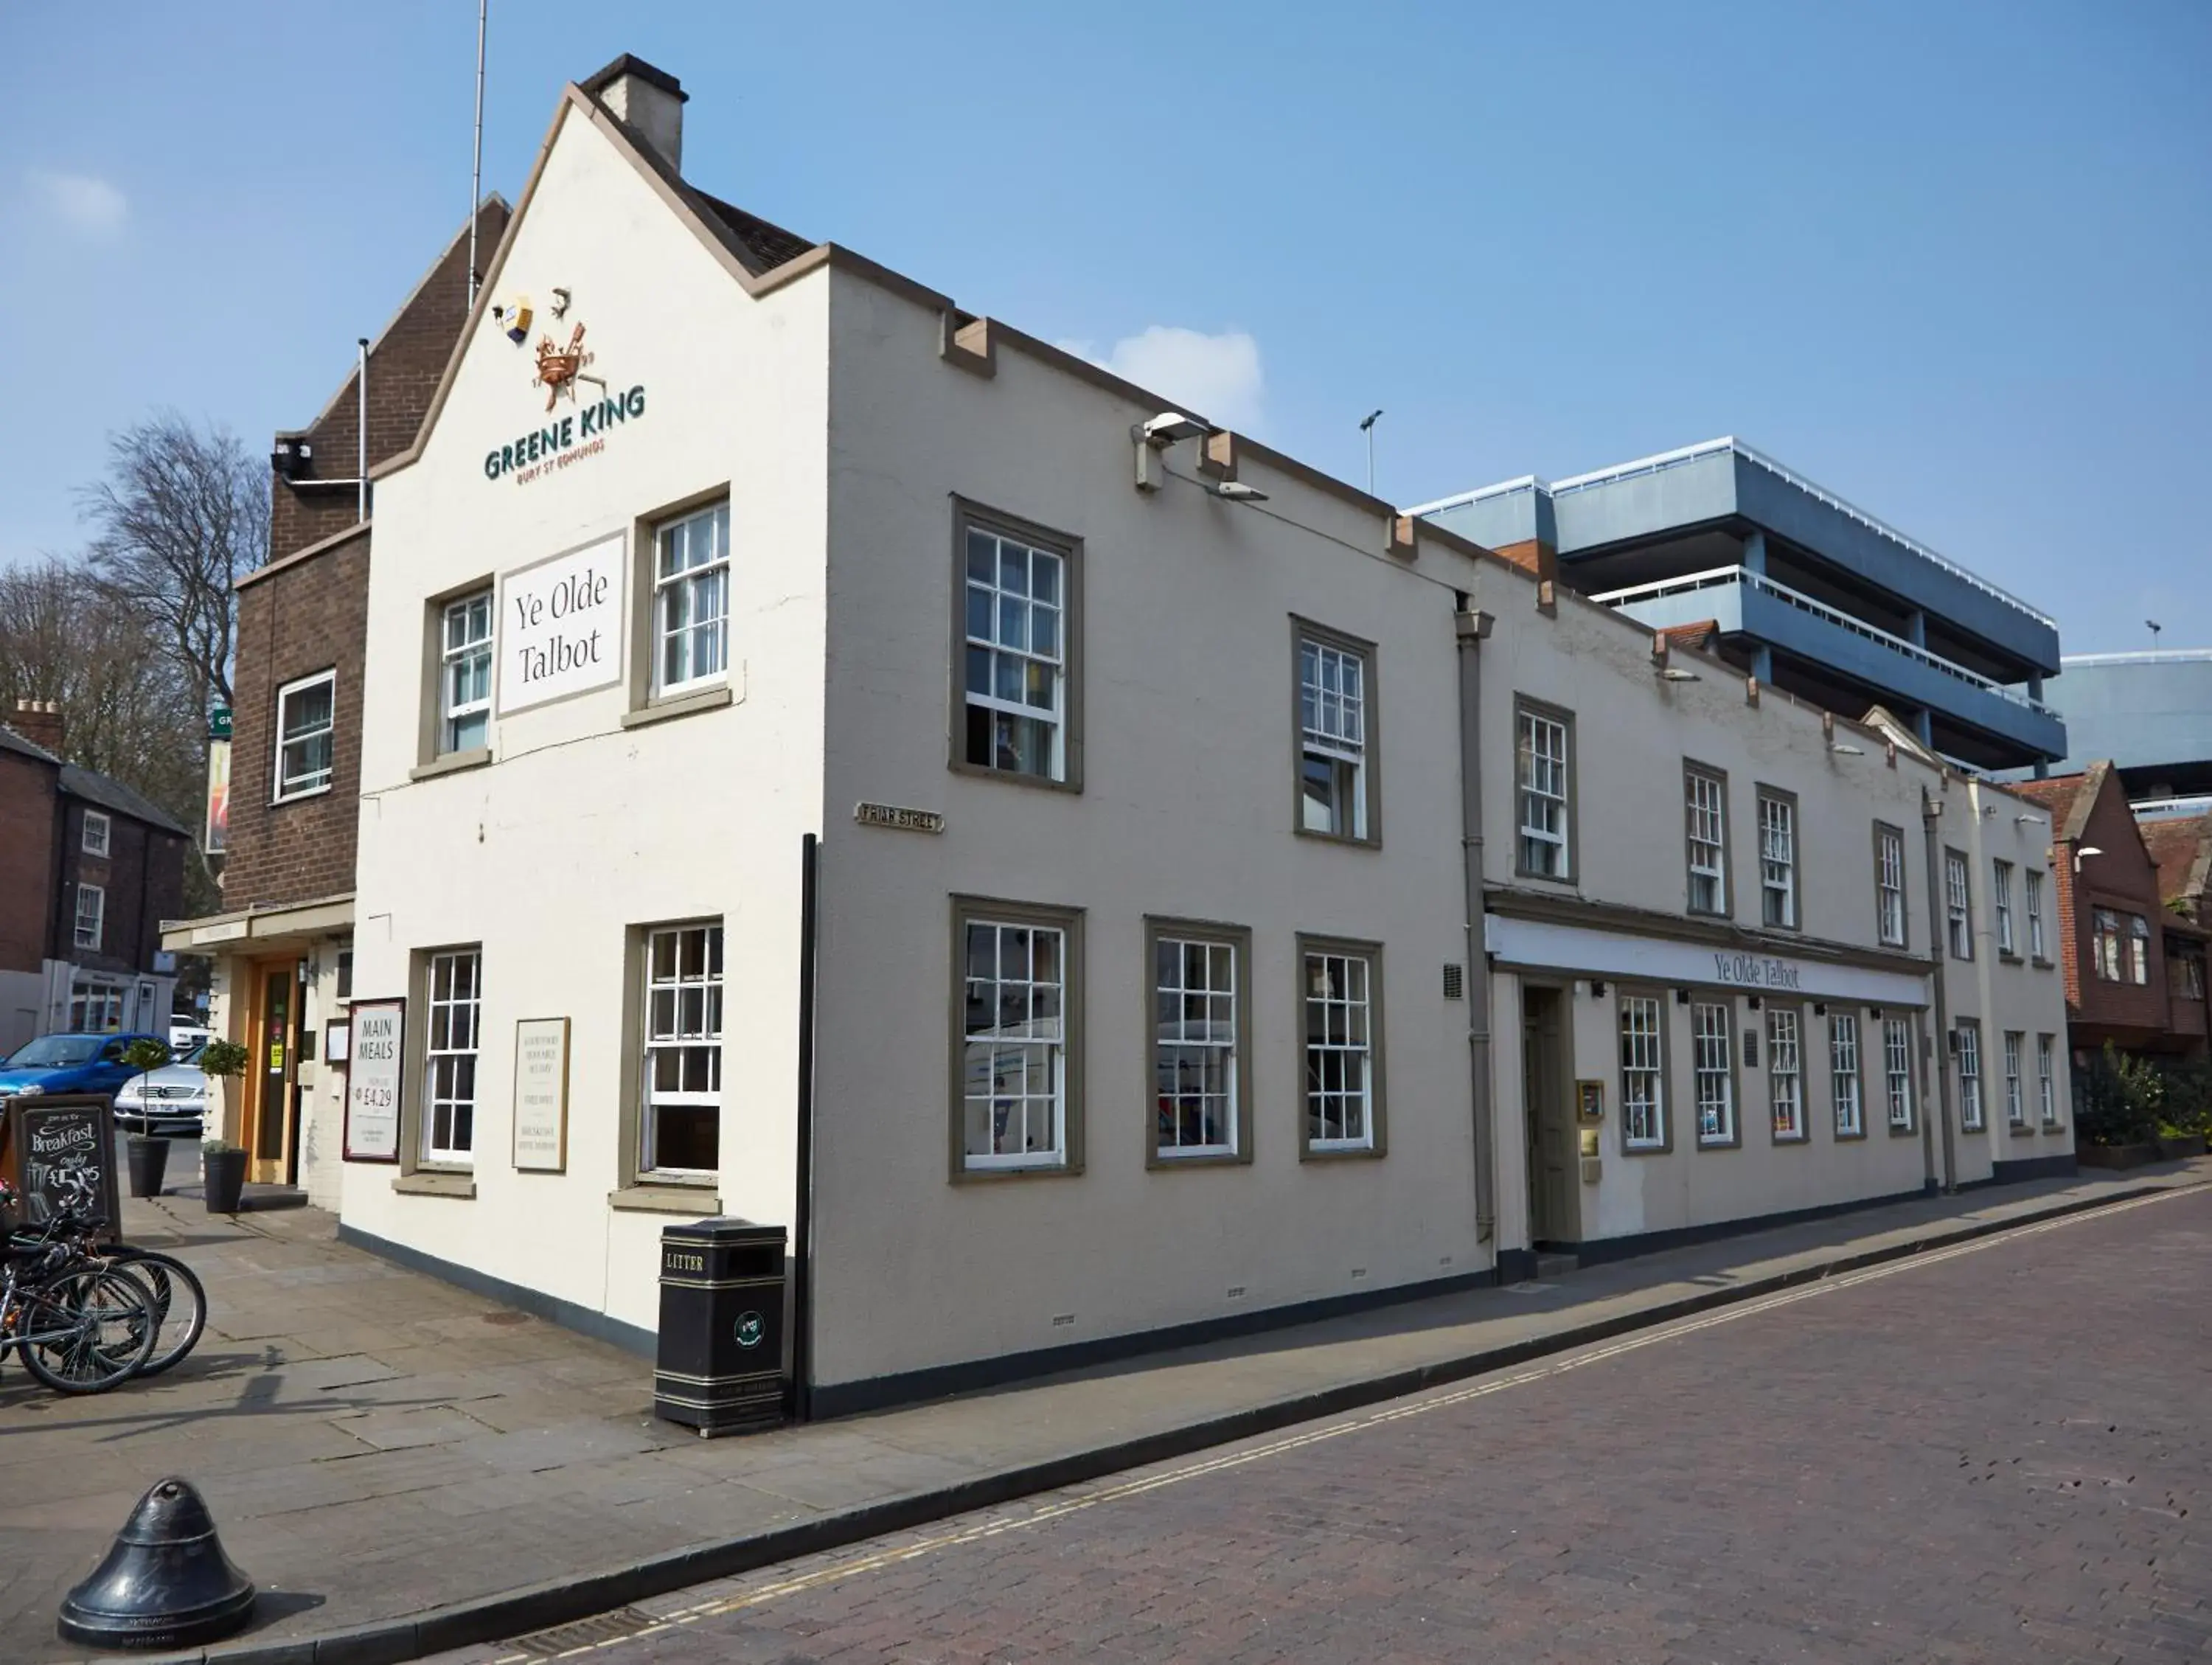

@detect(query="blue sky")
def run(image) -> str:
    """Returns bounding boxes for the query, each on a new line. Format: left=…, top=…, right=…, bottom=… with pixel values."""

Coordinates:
left=3, top=1, right=2205, bottom=656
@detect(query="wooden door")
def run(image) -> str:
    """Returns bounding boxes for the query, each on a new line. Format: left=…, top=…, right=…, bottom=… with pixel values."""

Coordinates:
left=243, top=959, right=301, bottom=1185
left=1521, top=987, right=1576, bottom=1245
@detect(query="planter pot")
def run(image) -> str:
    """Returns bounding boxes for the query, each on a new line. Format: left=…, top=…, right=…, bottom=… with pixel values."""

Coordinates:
left=2156, top=1133, right=2208, bottom=1160
left=202, top=1148, right=248, bottom=1215
left=125, top=1134, right=171, bottom=1199
left=2076, top=1141, right=2160, bottom=1170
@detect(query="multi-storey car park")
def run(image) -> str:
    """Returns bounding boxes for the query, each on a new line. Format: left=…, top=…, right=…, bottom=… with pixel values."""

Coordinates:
left=2041, top=647, right=2212, bottom=804
left=1412, top=438, right=2067, bottom=777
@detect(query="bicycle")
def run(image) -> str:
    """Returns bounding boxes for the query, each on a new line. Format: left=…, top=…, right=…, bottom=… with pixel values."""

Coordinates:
left=0, top=1234, right=158, bottom=1394
left=3, top=1169, right=207, bottom=1381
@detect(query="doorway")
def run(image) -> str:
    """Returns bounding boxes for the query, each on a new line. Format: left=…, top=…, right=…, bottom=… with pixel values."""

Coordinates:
left=1520, top=984, right=1576, bottom=1247
left=241, top=958, right=303, bottom=1186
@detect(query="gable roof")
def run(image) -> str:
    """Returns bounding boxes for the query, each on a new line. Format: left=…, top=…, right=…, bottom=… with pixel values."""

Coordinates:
left=58, top=764, right=189, bottom=838
left=2010, top=764, right=2105, bottom=844
left=1660, top=619, right=1721, bottom=654
left=2142, top=813, right=2212, bottom=910
left=0, top=722, right=61, bottom=765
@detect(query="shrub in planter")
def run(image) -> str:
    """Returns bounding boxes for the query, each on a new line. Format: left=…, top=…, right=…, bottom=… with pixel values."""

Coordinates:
left=201, top=1140, right=248, bottom=1215
left=121, top=1037, right=176, bottom=1198
left=196, top=1038, right=250, bottom=1145
left=2074, top=1043, right=2162, bottom=1149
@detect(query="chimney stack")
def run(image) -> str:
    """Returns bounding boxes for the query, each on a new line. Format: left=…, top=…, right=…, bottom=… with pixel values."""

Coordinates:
left=581, top=55, right=687, bottom=174
left=11, top=698, right=65, bottom=756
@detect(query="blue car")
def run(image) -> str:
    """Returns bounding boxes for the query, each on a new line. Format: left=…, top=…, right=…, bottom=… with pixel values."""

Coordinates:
left=0, top=1032, right=173, bottom=1101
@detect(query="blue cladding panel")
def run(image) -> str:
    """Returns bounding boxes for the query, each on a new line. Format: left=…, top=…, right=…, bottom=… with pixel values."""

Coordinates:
left=2045, top=657, right=2212, bottom=776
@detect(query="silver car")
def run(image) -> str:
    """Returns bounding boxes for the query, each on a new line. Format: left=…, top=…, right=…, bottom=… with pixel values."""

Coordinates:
left=114, top=1040, right=210, bottom=1135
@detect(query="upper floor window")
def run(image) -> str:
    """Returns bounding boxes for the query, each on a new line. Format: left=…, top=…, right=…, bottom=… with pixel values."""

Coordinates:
left=440, top=591, right=493, bottom=753
left=1298, top=628, right=1374, bottom=841
left=2093, top=908, right=2124, bottom=981
left=2179, top=953, right=2208, bottom=1001
left=1993, top=861, right=2017, bottom=956
left=1944, top=850, right=1973, bottom=960
left=1515, top=702, right=1573, bottom=880
left=1685, top=767, right=1727, bottom=915
left=1874, top=823, right=1906, bottom=947
left=2025, top=870, right=2047, bottom=960
left=1758, top=791, right=1797, bottom=928
left=2129, top=914, right=2152, bottom=985
left=654, top=501, right=730, bottom=696
left=274, top=670, right=336, bottom=802
left=81, top=810, right=111, bottom=858
left=960, top=512, right=1072, bottom=785
left=74, top=883, right=104, bottom=951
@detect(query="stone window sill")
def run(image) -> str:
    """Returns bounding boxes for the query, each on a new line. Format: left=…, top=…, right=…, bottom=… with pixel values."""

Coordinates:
left=393, top=1170, right=476, bottom=1199
left=608, top=1184, right=720, bottom=1214
left=621, top=686, right=733, bottom=730
left=410, top=747, right=493, bottom=782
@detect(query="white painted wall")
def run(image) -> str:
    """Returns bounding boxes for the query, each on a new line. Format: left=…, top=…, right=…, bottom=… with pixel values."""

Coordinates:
left=344, top=105, right=830, bottom=1335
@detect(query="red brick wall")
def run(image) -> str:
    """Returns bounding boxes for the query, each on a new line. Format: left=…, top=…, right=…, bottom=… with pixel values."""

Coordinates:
left=2059, top=772, right=2171, bottom=1043
left=0, top=748, right=59, bottom=975
left=52, top=800, right=186, bottom=975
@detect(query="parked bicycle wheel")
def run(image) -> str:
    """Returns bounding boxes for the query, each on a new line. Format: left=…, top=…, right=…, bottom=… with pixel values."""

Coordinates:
left=105, top=1251, right=206, bottom=1377
left=16, top=1267, right=157, bottom=1394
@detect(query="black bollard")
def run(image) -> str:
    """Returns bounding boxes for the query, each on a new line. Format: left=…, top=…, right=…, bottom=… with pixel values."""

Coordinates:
left=58, top=1477, right=257, bottom=1651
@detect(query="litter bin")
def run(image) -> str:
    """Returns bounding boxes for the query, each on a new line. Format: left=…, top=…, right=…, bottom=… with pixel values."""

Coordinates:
left=654, top=1218, right=787, bottom=1436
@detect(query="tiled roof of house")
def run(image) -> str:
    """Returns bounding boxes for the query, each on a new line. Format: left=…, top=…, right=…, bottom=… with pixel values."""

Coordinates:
left=2011, top=765, right=2104, bottom=844
left=58, top=763, right=189, bottom=838
left=0, top=723, right=61, bottom=765
left=2143, top=813, right=2212, bottom=911
left=1660, top=619, right=1722, bottom=653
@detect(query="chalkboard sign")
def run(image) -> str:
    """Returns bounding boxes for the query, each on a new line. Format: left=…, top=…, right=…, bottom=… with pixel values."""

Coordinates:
left=1, top=1094, right=122, bottom=1237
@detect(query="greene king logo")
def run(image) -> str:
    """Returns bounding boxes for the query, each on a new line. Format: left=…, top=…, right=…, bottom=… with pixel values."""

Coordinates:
left=734, top=1312, right=765, bottom=1350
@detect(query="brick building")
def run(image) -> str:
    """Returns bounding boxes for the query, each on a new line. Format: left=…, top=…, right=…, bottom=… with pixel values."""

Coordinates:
left=1, top=701, right=189, bottom=1053
left=2014, top=764, right=2209, bottom=1066
left=2142, top=812, right=2212, bottom=1057
left=164, top=199, right=507, bottom=1200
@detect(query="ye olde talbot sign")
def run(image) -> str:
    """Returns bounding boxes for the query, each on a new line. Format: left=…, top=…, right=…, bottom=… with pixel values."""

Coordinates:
left=1711, top=953, right=1804, bottom=991
left=854, top=802, right=945, bottom=834
left=498, top=536, right=624, bottom=714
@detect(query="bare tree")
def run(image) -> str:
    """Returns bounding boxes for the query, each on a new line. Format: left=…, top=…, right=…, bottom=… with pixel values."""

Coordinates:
left=76, top=410, right=265, bottom=713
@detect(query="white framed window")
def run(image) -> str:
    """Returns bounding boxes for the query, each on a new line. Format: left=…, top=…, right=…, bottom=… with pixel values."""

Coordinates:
left=1768, top=1007, right=1804, bottom=1141
left=73, top=883, right=104, bottom=951
left=1620, top=994, right=1666, bottom=1150
left=1298, top=633, right=1371, bottom=840
left=274, top=670, right=336, bottom=801
left=440, top=591, right=493, bottom=753
left=2037, top=1035, right=2059, bottom=1126
left=1944, top=851, right=1973, bottom=960
left=1759, top=793, right=1797, bottom=928
left=1884, top=1018, right=1914, bottom=1133
left=1692, top=1001, right=1734, bottom=1145
left=653, top=501, right=731, bottom=696
left=1993, top=861, right=2016, bottom=956
left=1152, top=931, right=1241, bottom=1159
left=1956, top=1020, right=1984, bottom=1131
left=642, top=922, right=723, bottom=1175
left=1686, top=768, right=1727, bottom=915
left=68, top=977, right=125, bottom=1032
left=1875, top=824, right=1906, bottom=947
left=2129, top=914, right=2151, bottom=985
left=1303, top=945, right=1379, bottom=1153
left=2026, top=870, right=2046, bottom=959
left=1830, top=1012, right=1863, bottom=1137
left=81, top=810, right=111, bottom=858
left=961, top=518, right=1068, bottom=782
left=2093, top=908, right=2124, bottom=981
left=961, top=914, right=1068, bottom=1168
left=2003, top=1030, right=2025, bottom=1127
left=1516, top=703, right=1572, bottom=879
left=422, top=949, right=481, bottom=1164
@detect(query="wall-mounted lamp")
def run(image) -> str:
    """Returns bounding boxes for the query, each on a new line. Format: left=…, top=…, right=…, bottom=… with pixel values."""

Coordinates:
left=1660, top=667, right=1702, bottom=684
left=1813, top=1002, right=1828, bottom=1018
left=1831, top=743, right=1865, bottom=756
left=1674, top=987, right=1691, bottom=1005
left=2073, top=844, right=2104, bottom=872
left=1588, top=978, right=1607, bottom=998
left=2014, top=813, right=2041, bottom=826
left=1214, top=480, right=1268, bottom=504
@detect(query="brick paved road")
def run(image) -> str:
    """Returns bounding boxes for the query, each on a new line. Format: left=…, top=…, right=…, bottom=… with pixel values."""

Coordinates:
left=453, top=1186, right=2211, bottom=1664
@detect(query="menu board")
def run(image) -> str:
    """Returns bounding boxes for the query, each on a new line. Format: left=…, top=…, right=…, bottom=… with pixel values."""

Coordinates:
left=344, top=999, right=405, bottom=1162
left=1, top=1094, right=122, bottom=1236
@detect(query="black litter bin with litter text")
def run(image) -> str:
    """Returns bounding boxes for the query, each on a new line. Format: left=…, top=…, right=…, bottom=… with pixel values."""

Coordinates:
left=655, top=1218, right=787, bottom=1436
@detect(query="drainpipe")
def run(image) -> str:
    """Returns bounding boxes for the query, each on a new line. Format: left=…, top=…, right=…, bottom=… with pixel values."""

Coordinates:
left=1455, top=603, right=1498, bottom=1246
left=356, top=338, right=369, bottom=523
left=789, top=832, right=820, bottom=1422
left=1921, top=787, right=1958, bottom=1192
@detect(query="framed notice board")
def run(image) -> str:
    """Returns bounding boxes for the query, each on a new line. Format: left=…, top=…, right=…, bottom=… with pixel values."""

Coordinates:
left=1, top=1094, right=122, bottom=1235
left=344, top=998, right=406, bottom=1163
left=512, top=1017, right=571, bottom=1173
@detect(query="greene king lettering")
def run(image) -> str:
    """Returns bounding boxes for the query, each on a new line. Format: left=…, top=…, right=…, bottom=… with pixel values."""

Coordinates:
left=483, top=385, right=647, bottom=483
left=1713, top=952, right=1802, bottom=990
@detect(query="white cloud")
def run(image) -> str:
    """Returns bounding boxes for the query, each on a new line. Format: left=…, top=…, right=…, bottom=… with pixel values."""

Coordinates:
left=27, top=168, right=127, bottom=236
left=1059, top=325, right=1265, bottom=432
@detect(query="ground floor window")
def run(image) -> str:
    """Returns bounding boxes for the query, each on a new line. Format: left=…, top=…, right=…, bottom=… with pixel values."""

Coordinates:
left=643, top=922, right=723, bottom=1175
left=2003, top=1031, right=2025, bottom=1127
left=959, top=906, right=1074, bottom=1170
left=1692, top=1001, right=1734, bottom=1145
left=2037, top=1034, right=2059, bottom=1127
left=1151, top=925, right=1245, bottom=1160
left=1302, top=942, right=1380, bottom=1153
left=1884, top=1018, right=1914, bottom=1133
left=1830, top=1012, right=1863, bottom=1137
left=1620, top=993, right=1666, bottom=1150
left=68, top=978, right=125, bottom=1033
left=1767, top=1008, right=1804, bottom=1141
left=422, top=948, right=481, bottom=1164
left=1956, top=1021, right=1984, bottom=1131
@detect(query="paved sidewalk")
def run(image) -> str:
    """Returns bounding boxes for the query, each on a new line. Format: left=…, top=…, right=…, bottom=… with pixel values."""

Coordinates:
left=4, top=1163, right=2202, bottom=1665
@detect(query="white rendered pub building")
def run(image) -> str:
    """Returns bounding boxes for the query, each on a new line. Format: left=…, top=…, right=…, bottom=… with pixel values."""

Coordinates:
left=333, top=55, right=2074, bottom=1414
